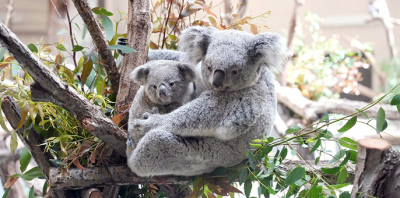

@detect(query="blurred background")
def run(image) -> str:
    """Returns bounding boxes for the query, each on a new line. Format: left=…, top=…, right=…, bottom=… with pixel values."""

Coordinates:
left=1, top=0, right=400, bottom=197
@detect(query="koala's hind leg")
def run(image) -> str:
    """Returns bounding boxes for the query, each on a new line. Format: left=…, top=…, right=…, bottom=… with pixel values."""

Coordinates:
left=128, top=130, right=243, bottom=177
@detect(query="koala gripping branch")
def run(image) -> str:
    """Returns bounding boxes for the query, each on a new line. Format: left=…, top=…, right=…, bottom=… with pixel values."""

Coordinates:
left=0, top=21, right=127, bottom=156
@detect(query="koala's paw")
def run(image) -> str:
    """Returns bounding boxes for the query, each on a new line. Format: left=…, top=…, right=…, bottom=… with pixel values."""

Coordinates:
left=126, top=135, right=136, bottom=152
left=117, top=38, right=128, bottom=56
left=133, top=113, right=161, bottom=135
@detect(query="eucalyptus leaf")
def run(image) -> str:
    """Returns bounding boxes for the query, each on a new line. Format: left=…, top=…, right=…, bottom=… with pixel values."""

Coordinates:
left=309, top=139, right=321, bottom=154
left=376, top=107, right=385, bottom=134
left=108, top=45, right=136, bottom=54
left=390, top=94, right=400, bottom=105
left=244, top=180, right=252, bottom=198
left=20, top=147, right=32, bottom=172
left=339, top=191, right=351, bottom=198
left=338, top=116, right=357, bottom=132
left=329, top=149, right=346, bottom=164
left=101, top=15, right=114, bottom=41
left=321, top=167, right=340, bottom=175
left=28, top=44, right=38, bottom=53
left=285, top=167, right=305, bottom=185
left=338, top=137, right=357, bottom=150
left=285, top=125, right=301, bottom=134
left=309, top=185, right=319, bottom=198
left=337, top=167, right=348, bottom=184
left=248, top=151, right=256, bottom=170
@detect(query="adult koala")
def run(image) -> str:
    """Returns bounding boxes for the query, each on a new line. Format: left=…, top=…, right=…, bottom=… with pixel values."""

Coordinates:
left=128, top=26, right=287, bottom=177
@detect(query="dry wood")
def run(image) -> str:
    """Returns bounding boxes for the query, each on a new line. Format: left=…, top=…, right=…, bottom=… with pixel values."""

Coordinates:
left=114, top=0, right=151, bottom=114
left=71, top=0, right=120, bottom=95
left=276, top=84, right=400, bottom=122
left=1, top=96, right=68, bottom=197
left=351, top=138, right=400, bottom=198
left=0, top=21, right=127, bottom=156
left=49, top=160, right=354, bottom=190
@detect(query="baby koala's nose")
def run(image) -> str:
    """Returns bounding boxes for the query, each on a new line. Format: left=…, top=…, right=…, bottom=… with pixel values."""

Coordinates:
left=212, top=70, right=225, bottom=89
left=158, top=85, right=168, bottom=99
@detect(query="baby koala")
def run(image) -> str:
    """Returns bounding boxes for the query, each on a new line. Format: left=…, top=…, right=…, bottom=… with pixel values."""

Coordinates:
left=126, top=60, right=196, bottom=157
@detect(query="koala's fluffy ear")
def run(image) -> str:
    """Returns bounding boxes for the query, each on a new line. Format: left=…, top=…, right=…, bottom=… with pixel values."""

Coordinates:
left=249, top=33, right=288, bottom=72
left=131, top=65, right=150, bottom=85
left=177, top=63, right=196, bottom=82
left=178, top=26, right=215, bottom=64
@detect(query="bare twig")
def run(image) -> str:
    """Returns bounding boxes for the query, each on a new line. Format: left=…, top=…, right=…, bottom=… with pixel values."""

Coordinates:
left=71, top=0, right=120, bottom=95
left=4, top=0, right=14, bottom=27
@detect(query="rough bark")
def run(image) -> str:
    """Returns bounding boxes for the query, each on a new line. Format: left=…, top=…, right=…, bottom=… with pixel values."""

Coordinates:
left=49, top=165, right=189, bottom=189
left=49, top=160, right=353, bottom=190
left=351, top=138, right=400, bottom=198
left=114, top=0, right=151, bottom=114
left=276, top=84, right=400, bottom=122
left=71, top=0, right=120, bottom=95
left=0, top=21, right=127, bottom=156
left=1, top=96, right=68, bottom=197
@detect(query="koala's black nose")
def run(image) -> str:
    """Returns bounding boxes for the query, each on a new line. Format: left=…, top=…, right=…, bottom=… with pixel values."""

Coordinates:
left=158, top=85, right=168, bottom=99
left=212, top=70, right=225, bottom=88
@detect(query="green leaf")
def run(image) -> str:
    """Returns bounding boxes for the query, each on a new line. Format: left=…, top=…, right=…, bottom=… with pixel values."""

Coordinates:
left=72, top=45, right=84, bottom=52
left=339, top=191, right=351, bottom=198
left=244, top=180, right=252, bottom=198
left=248, top=151, right=256, bottom=170
left=42, top=181, right=48, bottom=197
left=321, top=167, right=340, bottom=175
left=286, top=184, right=300, bottom=198
left=82, top=25, right=87, bottom=40
left=309, top=139, right=321, bottom=154
left=101, top=15, right=114, bottom=41
left=338, top=116, right=357, bottom=132
left=315, top=156, right=320, bottom=165
left=285, top=167, right=305, bottom=185
left=356, top=108, right=369, bottom=119
left=329, top=149, right=346, bottom=164
left=55, top=43, right=66, bottom=51
left=348, top=150, right=357, bottom=163
left=309, top=185, right=319, bottom=198
left=376, top=107, right=385, bottom=134
left=339, top=137, right=357, bottom=150
left=10, top=135, right=17, bottom=154
left=390, top=94, right=400, bottom=105
left=11, top=166, right=43, bottom=181
left=261, top=146, right=273, bottom=157
left=337, top=167, right=348, bottom=184
left=397, top=105, right=400, bottom=114
left=339, top=151, right=352, bottom=167
left=280, top=147, right=288, bottom=161
left=81, top=58, right=93, bottom=85
left=0, top=47, right=6, bottom=61
left=28, top=186, right=34, bottom=198
left=0, top=103, right=12, bottom=135
left=285, top=125, right=301, bottom=134
left=108, top=45, right=136, bottom=54
left=239, top=168, right=247, bottom=185
left=92, top=7, right=113, bottom=16
left=327, top=183, right=351, bottom=190
left=2, top=188, right=10, bottom=198
left=20, top=147, right=32, bottom=172
left=28, top=44, right=38, bottom=53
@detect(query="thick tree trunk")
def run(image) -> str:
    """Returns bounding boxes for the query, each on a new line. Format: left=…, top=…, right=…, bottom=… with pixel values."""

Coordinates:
left=351, top=138, right=400, bottom=198
left=114, top=0, right=151, bottom=114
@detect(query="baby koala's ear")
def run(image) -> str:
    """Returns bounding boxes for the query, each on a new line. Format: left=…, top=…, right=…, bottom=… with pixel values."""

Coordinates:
left=131, top=64, right=151, bottom=85
left=249, top=33, right=288, bottom=72
left=177, top=63, right=196, bottom=82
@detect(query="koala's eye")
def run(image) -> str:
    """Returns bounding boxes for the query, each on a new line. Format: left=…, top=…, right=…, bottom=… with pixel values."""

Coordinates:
left=231, top=70, right=238, bottom=75
left=169, top=82, right=175, bottom=87
left=152, top=85, right=157, bottom=89
left=207, top=66, right=212, bottom=72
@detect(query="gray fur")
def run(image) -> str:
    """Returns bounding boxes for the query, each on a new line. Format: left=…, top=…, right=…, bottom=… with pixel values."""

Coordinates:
left=126, top=60, right=196, bottom=158
left=128, top=27, right=287, bottom=177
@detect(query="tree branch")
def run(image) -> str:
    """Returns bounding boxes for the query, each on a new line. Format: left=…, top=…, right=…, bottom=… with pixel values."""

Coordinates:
left=71, top=0, right=120, bottom=95
left=114, top=0, right=151, bottom=114
left=276, top=84, right=400, bottom=122
left=0, top=21, right=127, bottom=156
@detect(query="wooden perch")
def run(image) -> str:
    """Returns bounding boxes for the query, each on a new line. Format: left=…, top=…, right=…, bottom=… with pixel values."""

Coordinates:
left=276, top=85, right=400, bottom=122
left=49, top=160, right=354, bottom=190
left=351, top=138, right=400, bottom=198
left=1, top=96, right=68, bottom=198
left=0, top=21, right=127, bottom=156
left=114, top=0, right=151, bottom=114
left=71, top=0, right=120, bottom=95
